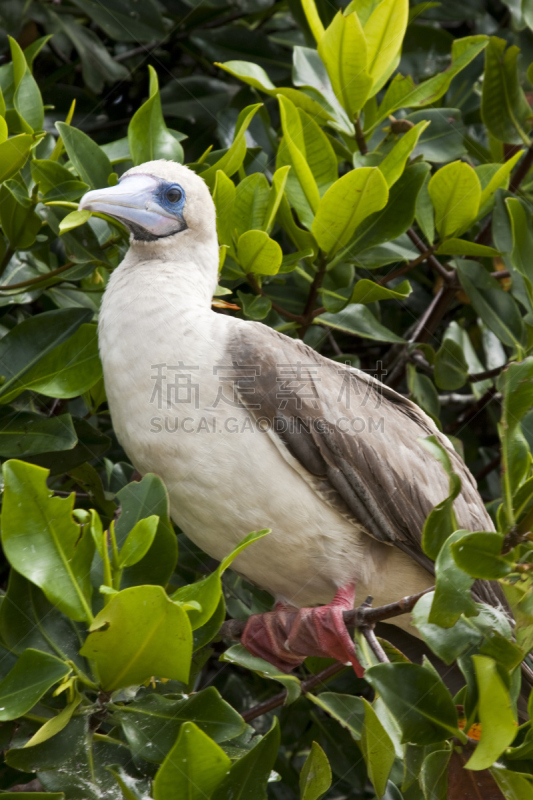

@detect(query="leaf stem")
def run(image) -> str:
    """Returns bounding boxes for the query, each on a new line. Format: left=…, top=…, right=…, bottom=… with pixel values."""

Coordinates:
left=354, top=117, right=368, bottom=155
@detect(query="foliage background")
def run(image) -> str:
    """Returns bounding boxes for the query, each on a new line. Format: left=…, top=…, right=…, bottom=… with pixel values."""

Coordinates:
left=2, top=0, right=533, bottom=798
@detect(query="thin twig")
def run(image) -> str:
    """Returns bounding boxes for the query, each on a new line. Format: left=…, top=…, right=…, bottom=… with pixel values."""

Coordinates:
left=300, top=258, right=327, bottom=333
left=379, top=246, right=435, bottom=285
left=246, top=274, right=303, bottom=323
left=242, top=662, right=346, bottom=722
left=510, top=144, right=533, bottom=192
left=354, top=118, right=368, bottom=155
left=445, top=385, right=498, bottom=434
left=406, top=228, right=454, bottom=283
left=361, top=627, right=389, bottom=663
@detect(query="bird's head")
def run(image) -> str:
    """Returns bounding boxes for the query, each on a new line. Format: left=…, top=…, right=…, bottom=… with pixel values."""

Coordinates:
left=79, top=160, right=216, bottom=244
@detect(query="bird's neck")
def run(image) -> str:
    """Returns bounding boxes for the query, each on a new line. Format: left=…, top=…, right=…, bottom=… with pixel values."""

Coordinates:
left=119, top=228, right=220, bottom=310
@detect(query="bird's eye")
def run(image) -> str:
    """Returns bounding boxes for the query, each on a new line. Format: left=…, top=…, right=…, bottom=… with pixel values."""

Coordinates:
left=166, top=187, right=182, bottom=204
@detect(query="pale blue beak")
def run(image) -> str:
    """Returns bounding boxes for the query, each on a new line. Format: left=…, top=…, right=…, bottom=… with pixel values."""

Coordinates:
left=79, top=174, right=187, bottom=240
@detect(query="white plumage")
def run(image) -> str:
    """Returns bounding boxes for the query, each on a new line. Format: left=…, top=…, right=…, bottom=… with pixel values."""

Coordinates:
left=81, top=160, right=493, bottom=657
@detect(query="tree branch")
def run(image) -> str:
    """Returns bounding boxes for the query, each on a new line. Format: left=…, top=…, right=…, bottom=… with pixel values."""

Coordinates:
left=354, top=118, right=368, bottom=155
left=406, top=228, right=454, bottom=283
left=246, top=273, right=303, bottom=323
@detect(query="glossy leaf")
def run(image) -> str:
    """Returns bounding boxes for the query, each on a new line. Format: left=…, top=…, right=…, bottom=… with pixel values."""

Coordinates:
left=80, top=585, right=192, bottom=690
left=0, top=410, right=77, bottom=457
left=481, top=37, right=532, bottom=146
left=115, top=687, right=245, bottom=762
left=117, top=515, right=159, bottom=568
left=428, top=161, right=481, bottom=240
left=364, top=0, right=408, bottom=91
left=378, top=120, right=429, bottom=187
left=153, top=721, right=230, bottom=800
left=313, top=168, right=388, bottom=255
left=299, top=741, right=331, bottom=800
left=211, top=719, right=280, bottom=800
left=315, top=305, right=404, bottom=342
left=0, top=649, right=70, bottom=721
left=360, top=698, right=395, bottom=798
left=466, top=656, right=518, bottom=770
left=451, top=531, right=512, bottom=580
left=318, top=11, right=371, bottom=118
left=237, top=230, right=283, bottom=275
left=0, top=323, right=101, bottom=404
left=115, top=474, right=177, bottom=589
left=1, top=460, right=94, bottom=622
left=56, top=122, right=112, bottom=189
left=365, top=663, right=461, bottom=744
left=434, top=338, right=469, bottom=390
left=429, top=531, right=477, bottom=628
left=128, top=66, right=184, bottom=165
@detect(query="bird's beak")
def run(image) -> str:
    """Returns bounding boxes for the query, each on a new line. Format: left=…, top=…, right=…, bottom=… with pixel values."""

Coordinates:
left=79, top=174, right=187, bottom=239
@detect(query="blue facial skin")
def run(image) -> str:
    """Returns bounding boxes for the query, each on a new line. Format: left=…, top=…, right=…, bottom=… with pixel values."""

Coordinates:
left=124, top=178, right=188, bottom=242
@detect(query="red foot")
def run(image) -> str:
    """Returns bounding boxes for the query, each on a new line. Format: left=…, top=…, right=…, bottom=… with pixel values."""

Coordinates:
left=241, top=584, right=364, bottom=677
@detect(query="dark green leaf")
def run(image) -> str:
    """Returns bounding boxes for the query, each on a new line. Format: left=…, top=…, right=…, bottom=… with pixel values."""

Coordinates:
left=0, top=648, right=70, bottom=721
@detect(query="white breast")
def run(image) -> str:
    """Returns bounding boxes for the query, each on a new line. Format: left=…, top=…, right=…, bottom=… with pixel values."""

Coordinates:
left=99, top=259, right=432, bottom=619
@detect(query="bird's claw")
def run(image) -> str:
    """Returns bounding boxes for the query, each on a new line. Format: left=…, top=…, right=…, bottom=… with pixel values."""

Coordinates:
left=241, top=584, right=365, bottom=677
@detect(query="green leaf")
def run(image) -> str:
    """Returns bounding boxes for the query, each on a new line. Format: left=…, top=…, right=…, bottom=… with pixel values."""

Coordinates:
left=117, top=515, right=159, bottom=568
left=9, top=36, right=43, bottom=132
left=435, top=239, right=499, bottom=258
left=238, top=291, right=272, bottom=320
left=0, top=323, right=101, bottom=404
left=128, top=66, right=184, bottom=165
left=79, top=585, right=192, bottom=690
left=306, top=692, right=365, bottom=738
left=1, top=460, right=94, bottom=623
left=115, top=474, right=178, bottom=589
left=429, top=531, right=477, bottom=628
left=299, top=741, right=331, bottom=800
left=478, top=151, right=523, bottom=214
left=263, top=166, right=290, bottom=234
left=5, top=714, right=87, bottom=773
left=231, top=173, right=270, bottom=239
left=300, top=0, right=324, bottom=41
left=465, top=656, right=518, bottom=770
left=506, top=197, right=533, bottom=307
left=58, top=209, right=91, bottom=233
left=428, top=161, right=481, bottom=240
left=0, top=410, right=77, bottom=457
left=115, top=687, right=245, bottom=763
left=0, top=569, right=85, bottom=661
left=481, top=37, right=532, bottom=146
left=201, top=104, right=262, bottom=188
left=372, top=36, right=488, bottom=129
left=419, top=749, right=450, bottom=800
left=315, top=305, right=404, bottom=342
left=317, top=11, right=371, bottom=118
left=278, top=94, right=321, bottom=215
left=360, top=698, right=395, bottom=798
left=350, top=279, right=411, bottom=304
left=490, top=766, right=533, bottom=799
left=379, top=121, right=430, bottom=187
left=434, top=338, right=469, bottom=390
left=211, top=718, right=280, bottom=800
left=116, top=687, right=244, bottom=763
left=365, top=663, right=461, bottom=744
left=221, top=644, right=301, bottom=705
left=0, top=648, right=70, bottom=721
left=412, top=592, right=481, bottom=664
left=216, top=62, right=333, bottom=125
left=213, top=170, right=236, bottom=250
left=24, top=692, right=81, bottom=747
left=364, top=0, right=408, bottom=91
left=456, top=259, right=525, bottom=350
left=343, top=162, right=429, bottom=258
left=312, top=167, right=389, bottom=256
left=153, top=721, right=231, bottom=800
left=0, top=184, right=41, bottom=250
left=237, top=230, right=283, bottom=275
left=56, top=122, right=112, bottom=189
left=451, top=531, right=512, bottom=580
left=0, top=134, right=35, bottom=182
left=407, top=365, right=440, bottom=424
left=407, top=108, right=465, bottom=163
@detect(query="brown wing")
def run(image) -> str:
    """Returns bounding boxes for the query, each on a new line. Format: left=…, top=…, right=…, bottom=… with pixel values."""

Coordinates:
left=228, top=320, right=495, bottom=584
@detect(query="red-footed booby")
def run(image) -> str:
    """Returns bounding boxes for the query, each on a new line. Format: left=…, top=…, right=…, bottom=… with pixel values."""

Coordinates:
left=80, top=160, right=499, bottom=675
